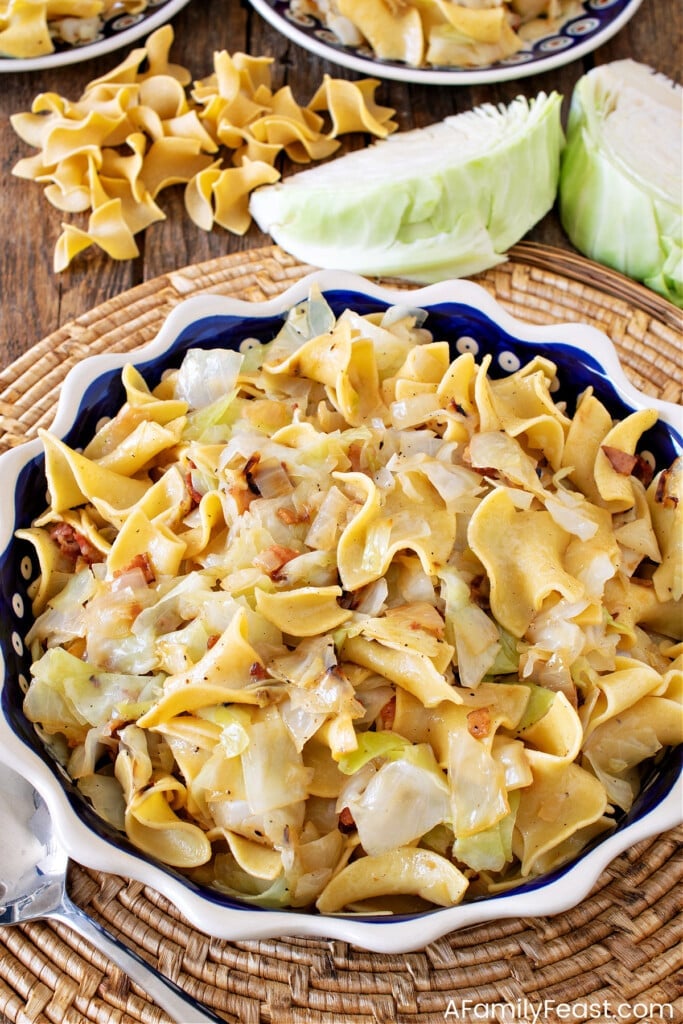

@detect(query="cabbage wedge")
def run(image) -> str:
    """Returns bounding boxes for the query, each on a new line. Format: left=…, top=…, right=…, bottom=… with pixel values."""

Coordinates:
left=559, top=60, right=683, bottom=307
left=249, top=93, right=563, bottom=283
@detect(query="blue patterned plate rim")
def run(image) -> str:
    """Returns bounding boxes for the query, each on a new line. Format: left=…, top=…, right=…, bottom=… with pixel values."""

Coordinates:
left=247, top=0, right=643, bottom=84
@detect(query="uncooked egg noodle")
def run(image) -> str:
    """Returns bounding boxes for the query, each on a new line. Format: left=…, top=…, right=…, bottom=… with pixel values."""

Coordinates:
left=18, top=288, right=682, bottom=913
left=10, top=26, right=397, bottom=270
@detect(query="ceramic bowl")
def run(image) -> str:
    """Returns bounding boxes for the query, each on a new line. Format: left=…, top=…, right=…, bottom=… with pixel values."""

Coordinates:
left=0, top=271, right=680, bottom=953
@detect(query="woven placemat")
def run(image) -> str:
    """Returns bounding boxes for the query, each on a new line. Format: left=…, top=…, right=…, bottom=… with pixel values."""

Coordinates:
left=0, top=244, right=681, bottom=1024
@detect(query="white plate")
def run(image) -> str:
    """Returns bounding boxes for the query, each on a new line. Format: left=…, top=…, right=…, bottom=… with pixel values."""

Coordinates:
left=0, top=0, right=192, bottom=73
left=247, top=0, right=643, bottom=84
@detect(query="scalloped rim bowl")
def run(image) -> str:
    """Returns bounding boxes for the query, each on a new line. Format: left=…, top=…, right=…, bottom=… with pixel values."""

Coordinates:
left=0, top=271, right=681, bottom=953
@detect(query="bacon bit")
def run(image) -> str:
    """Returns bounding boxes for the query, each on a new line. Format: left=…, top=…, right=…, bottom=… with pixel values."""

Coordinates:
left=347, top=442, right=364, bottom=472
left=380, top=696, right=396, bottom=730
left=338, top=590, right=357, bottom=610
left=467, top=707, right=491, bottom=739
left=65, top=637, right=87, bottom=659
left=114, top=552, right=155, bottom=584
left=630, top=454, right=655, bottom=487
left=207, top=634, right=221, bottom=650
left=601, top=445, right=639, bottom=476
left=655, top=468, right=679, bottom=509
left=469, top=575, right=491, bottom=609
left=253, top=544, right=300, bottom=579
left=49, top=522, right=104, bottom=565
left=276, top=505, right=311, bottom=525
left=244, top=453, right=261, bottom=494
left=103, top=713, right=138, bottom=739
left=249, top=662, right=268, bottom=681
left=229, top=484, right=253, bottom=514
left=338, top=807, right=356, bottom=834
left=185, top=469, right=203, bottom=507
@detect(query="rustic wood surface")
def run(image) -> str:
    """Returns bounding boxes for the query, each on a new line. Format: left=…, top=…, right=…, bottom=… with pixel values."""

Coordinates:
left=0, top=0, right=680, bottom=366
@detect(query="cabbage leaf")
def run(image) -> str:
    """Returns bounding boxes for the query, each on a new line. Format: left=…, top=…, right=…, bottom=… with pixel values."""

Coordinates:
left=249, top=93, right=564, bottom=283
left=559, top=60, right=682, bottom=307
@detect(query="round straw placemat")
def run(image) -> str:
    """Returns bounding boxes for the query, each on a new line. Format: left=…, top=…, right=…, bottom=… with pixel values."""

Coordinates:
left=0, top=244, right=681, bottom=1024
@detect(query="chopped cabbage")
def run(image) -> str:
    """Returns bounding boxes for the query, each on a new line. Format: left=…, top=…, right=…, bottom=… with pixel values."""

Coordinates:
left=559, top=60, right=683, bottom=307
left=338, top=753, right=450, bottom=856
left=175, top=348, right=244, bottom=409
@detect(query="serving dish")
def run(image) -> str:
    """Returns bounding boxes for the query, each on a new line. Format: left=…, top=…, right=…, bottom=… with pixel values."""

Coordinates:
left=247, top=0, right=643, bottom=84
left=0, top=0, right=191, bottom=73
left=0, top=269, right=680, bottom=954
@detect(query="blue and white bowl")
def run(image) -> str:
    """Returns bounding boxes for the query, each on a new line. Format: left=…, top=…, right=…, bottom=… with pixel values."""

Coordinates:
left=0, top=271, right=680, bottom=953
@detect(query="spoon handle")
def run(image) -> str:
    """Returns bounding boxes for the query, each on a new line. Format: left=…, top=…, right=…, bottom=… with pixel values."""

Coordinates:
left=52, top=897, right=226, bottom=1023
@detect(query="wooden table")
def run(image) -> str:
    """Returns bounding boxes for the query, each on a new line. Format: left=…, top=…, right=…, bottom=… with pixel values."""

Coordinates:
left=0, top=0, right=679, bottom=365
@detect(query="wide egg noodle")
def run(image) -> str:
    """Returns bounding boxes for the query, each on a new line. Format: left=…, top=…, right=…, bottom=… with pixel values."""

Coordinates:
left=0, top=1, right=58, bottom=58
left=513, top=757, right=609, bottom=876
left=136, top=607, right=272, bottom=728
left=468, top=487, right=584, bottom=637
left=647, top=458, right=683, bottom=602
left=255, top=585, right=352, bottom=637
left=139, top=137, right=215, bottom=200
left=39, top=429, right=150, bottom=513
left=265, top=317, right=387, bottom=427
left=125, top=778, right=213, bottom=868
left=92, top=417, right=185, bottom=476
left=316, top=847, right=468, bottom=913
left=334, top=469, right=455, bottom=591
left=224, top=829, right=283, bottom=881
left=474, top=355, right=568, bottom=469
left=341, top=634, right=463, bottom=709
left=515, top=690, right=583, bottom=762
left=11, top=26, right=397, bottom=269
left=307, top=74, right=398, bottom=139
left=16, top=526, right=75, bottom=614
left=562, top=390, right=614, bottom=506
left=582, top=694, right=683, bottom=811
left=210, top=158, right=281, bottom=235
left=613, top=478, right=661, bottom=565
left=91, top=466, right=189, bottom=532
left=180, top=491, right=226, bottom=562
left=335, top=0, right=424, bottom=65
left=594, top=408, right=659, bottom=511
left=583, top=655, right=670, bottom=740
left=106, top=507, right=186, bottom=579
left=121, top=363, right=189, bottom=421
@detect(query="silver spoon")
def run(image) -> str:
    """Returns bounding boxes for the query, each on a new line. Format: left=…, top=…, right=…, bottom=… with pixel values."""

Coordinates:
left=0, top=761, right=226, bottom=1023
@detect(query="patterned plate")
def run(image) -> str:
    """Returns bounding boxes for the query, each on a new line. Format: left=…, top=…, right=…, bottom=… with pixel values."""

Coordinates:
left=0, top=0, right=192, bottom=73
left=247, top=0, right=643, bottom=84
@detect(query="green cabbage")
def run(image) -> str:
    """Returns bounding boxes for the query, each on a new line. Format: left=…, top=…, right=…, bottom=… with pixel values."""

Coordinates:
left=249, top=93, right=564, bottom=283
left=559, top=60, right=682, bottom=307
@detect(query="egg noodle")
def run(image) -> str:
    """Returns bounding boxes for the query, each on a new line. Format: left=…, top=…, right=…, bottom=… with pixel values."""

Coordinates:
left=290, top=0, right=584, bottom=69
left=10, top=26, right=397, bottom=271
left=0, top=1, right=152, bottom=58
left=19, top=289, right=682, bottom=914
